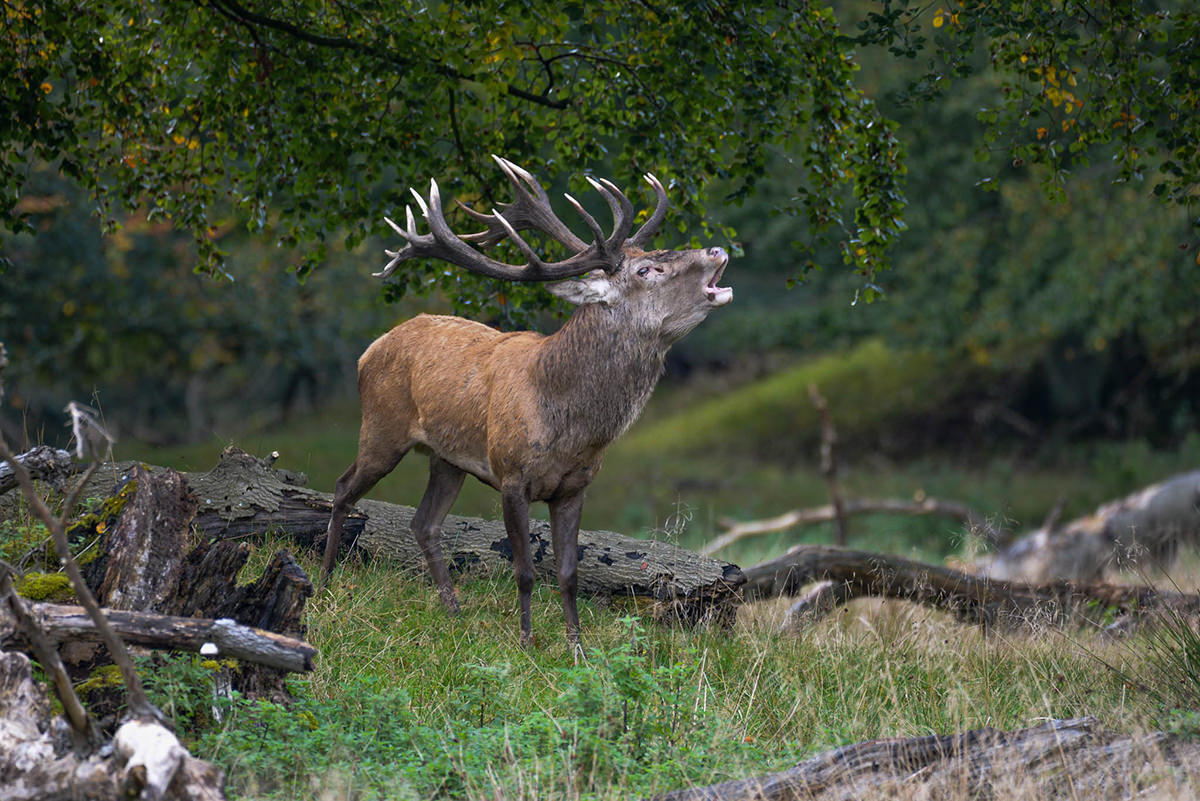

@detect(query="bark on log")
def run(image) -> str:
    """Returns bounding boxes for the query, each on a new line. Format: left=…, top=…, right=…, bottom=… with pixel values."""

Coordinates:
left=79, top=448, right=746, bottom=625
left=649, top=716, right=1200, bottom=801
left=742, top=544, right=1200, bottom=631
left=981, top=469, right=1200, bottom=583
left=0, top=446, right=74, bottom=495
left=65, top=464, right=314, bottom=699
left=0, top=603, right=316, bottom=673
left=0, top=650, right=225, bottom=801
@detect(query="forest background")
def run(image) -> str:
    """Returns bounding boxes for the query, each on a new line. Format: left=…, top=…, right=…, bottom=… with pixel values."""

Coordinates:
left=6, top=2, right=1200, bottom=561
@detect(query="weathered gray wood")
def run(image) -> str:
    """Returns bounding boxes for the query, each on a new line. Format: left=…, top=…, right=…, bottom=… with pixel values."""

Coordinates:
left=743, top=543, right=1200, bottom=631
left=649, top=717, right=1200, bottom=801
left=981, top=469, right=1200, bottom=583
left=0, top=651, right=226, bottom=801
left=706, top=496, right=996, bottom=556
left=0, top=446, right=74, bottom=495
left=0, top=602, right=316, bottom=673
left=80, top=448, right=746, bottom=624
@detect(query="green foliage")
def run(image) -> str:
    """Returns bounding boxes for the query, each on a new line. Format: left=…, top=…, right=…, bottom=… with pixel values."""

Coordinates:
left=854, top=0, right=1200, bottom=220
left=0, top=514, right=50, bottom=564
left=1, top=0, right=905, bottom=304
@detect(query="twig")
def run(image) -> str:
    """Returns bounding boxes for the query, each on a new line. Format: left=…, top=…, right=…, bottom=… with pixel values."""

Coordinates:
left=808, top=384, right=847, bottom=546
left=705, top=496, right=998, bottom=556
left=0, top=561, right=99, bottom=746
left=0, top=436, right=164, bottom=725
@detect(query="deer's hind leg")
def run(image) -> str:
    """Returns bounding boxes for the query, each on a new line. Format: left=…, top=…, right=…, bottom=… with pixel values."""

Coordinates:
left=323, top=437, right=413, bottom=580
left=411, top=455, right=467, bottom=613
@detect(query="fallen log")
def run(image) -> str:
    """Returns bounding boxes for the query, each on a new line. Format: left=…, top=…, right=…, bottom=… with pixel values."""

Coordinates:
left=981, top=469, right=1200, bottom=583
left=78, top=448, right=746, bottom=625
left=742, top=543, right=1200, bottom=631
left=0, top=603, right=316, bottom=673
left=0, top=445, right=74, bottom=494
left=649, top=716, right=1200, bottom=801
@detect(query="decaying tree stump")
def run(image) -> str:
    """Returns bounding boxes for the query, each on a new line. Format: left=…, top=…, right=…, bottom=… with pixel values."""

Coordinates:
left=76, top=448, right=746, bottom=625
left=0, top=650, right=224, bottom=801
left=649, top=716, right=1200, bottom=801
left=981, top=469, right=1200, bottom=583
left=743, top=543, right=1200, bottom=631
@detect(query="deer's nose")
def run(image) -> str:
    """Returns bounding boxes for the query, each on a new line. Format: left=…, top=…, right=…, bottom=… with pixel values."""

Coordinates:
left=707, top=247, right=727, bottom=261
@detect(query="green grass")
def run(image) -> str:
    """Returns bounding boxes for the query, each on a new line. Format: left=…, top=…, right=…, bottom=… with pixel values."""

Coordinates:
left=75, top=344, right=1200, bottom=798
left=168, top=546, right=1151, bottom=800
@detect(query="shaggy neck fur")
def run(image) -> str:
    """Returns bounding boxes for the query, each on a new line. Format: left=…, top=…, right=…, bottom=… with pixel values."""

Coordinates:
left=533, top=302, right=669, bottom=447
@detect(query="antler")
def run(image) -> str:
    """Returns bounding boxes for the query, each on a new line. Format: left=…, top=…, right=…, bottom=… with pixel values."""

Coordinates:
left=376, top=156, right=670, bottom=282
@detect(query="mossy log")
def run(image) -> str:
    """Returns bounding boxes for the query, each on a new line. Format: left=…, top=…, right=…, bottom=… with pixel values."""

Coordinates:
left=79, top=448, right=746, bottom=625
left=649, top=717, right=1200, bottom=801
left=742, top=543, right=1200, bottom=631
left=44, top=463, right=315, bottom=699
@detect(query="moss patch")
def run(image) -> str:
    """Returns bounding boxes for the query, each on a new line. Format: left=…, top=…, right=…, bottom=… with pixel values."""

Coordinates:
left=65, top=478, right=138, bottom=566
left=75, top=664, right=124, bottom=697
left=14, top=571, right=75, bottom=602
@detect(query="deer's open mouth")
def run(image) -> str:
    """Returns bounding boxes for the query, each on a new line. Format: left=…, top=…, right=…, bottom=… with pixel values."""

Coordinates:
left=704, top=250, right=732, bottom=306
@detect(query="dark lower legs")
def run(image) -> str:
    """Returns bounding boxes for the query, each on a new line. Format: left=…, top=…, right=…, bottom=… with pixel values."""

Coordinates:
left=549, top=492, right=584, bottom=648
left=411, top=456, right=466, bottom=613
left=502, top=485, right=536, bottom=646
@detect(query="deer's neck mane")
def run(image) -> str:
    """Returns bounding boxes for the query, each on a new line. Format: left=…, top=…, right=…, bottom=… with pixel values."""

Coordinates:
left=533, top=302, right=668, bottom=446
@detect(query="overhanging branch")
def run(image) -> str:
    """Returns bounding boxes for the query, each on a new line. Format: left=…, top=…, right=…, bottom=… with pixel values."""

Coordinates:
left=203, top=0, right=569, bottom=110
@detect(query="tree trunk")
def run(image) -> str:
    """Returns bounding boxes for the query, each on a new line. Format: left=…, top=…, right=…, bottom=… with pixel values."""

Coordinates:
left=981, top=469, right=1200, bottom=583
left=648, top=716, right=1200, bottom=801
left=742, top=543, right=1200, bottom=631
left=78, top=448, right=746, bottom=625
left=58, top=464, right=314, bottom=699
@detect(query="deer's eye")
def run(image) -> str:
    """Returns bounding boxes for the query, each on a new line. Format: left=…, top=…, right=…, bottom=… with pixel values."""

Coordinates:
left=636, top=265, right=651, bottom=277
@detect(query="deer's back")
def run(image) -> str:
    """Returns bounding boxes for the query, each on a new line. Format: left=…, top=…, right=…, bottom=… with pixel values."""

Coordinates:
left=357, top=314, right=544, bottom=481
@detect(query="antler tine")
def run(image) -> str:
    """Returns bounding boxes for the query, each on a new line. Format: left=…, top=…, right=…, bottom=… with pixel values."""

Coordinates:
left=458, top=156, right=588, bottom=251
left=377, top=157, right=670, bottom=283
left=585, top=177, right=636, bottom=253
left=627, top=173, right=669, bottom=249
left=563, top=193, right=608, bottom=248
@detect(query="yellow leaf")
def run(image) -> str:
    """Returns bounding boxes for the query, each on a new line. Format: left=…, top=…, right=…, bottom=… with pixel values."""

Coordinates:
left=933, top=12, right=944, bottom=27
left=40, top=82, right=52, bottom=93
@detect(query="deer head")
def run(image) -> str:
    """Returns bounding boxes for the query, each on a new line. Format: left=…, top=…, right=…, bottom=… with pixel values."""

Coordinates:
left=377, top=156, right=731, bottom=339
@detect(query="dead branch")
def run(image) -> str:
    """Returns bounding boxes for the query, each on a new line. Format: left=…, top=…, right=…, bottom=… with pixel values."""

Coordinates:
left=648, top=716, right=1200, bottom=801
left=0, top=446, right=75, bottom=494
left=0, top=602, right=316, bottom=672
left=981, top=469, right=1200, bottom=583
left=742, top=543, right=1200, bottom=631
left=808, top=384, right=847, bottom=546
left=706, top=496, right=995, bottom=556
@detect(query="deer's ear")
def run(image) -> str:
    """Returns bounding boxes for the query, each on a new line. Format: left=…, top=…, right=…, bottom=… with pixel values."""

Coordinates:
left=545, top=272, right=620, bottom=305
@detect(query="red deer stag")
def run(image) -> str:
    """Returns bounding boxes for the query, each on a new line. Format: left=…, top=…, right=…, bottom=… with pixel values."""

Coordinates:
left=322, top=156, right=732, bottom=646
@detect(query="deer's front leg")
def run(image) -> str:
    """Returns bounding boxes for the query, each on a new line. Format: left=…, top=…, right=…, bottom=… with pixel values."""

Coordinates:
left=501, top=483, right=536, bottom=646
left=549, top=492, right=584, bottom=648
